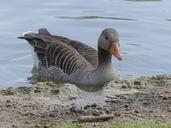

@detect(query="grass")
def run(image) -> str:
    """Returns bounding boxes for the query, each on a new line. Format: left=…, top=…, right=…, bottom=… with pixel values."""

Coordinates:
left=34, top=122, right=171, bottom=128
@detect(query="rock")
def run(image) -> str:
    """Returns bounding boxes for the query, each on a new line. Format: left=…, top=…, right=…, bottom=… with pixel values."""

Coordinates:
left=134, top=81, right=141, bottom=86
left=50, top=89, right=59, bottom=95
left=58, top=83, right=79, bottom=101
left=114, top=111, right=122, bottom=117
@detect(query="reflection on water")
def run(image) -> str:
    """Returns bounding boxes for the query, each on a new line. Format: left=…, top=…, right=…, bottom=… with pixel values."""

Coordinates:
left=56, top=16, right=136, bottom=21
left=127, top=43, right=141, bottom=46
left=166, top=19, right=171, bottom=21
left=0, top=0, right=171, bottom=88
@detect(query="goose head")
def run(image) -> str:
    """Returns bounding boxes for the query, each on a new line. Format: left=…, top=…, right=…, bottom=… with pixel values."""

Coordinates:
left=98, top=28, right=122, bottom=61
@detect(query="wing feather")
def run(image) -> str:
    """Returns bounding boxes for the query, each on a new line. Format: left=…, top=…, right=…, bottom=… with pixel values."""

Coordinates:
left=21, top=33, right=93, bottom=76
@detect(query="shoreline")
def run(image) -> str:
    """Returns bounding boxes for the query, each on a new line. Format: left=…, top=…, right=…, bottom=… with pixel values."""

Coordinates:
left=0, top=75, right=170, bottom=128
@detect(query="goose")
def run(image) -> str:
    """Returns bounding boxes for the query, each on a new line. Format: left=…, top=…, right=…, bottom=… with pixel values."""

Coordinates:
left=19, top=28, right=122, bottom=91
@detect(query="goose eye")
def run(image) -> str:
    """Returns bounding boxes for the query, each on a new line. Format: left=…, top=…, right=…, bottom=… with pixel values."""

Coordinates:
left=105, top=36, right=108, bottom=40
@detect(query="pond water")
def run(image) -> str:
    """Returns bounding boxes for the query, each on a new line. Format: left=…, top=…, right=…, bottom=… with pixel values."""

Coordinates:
left=0, top=0, right=171, bottom=88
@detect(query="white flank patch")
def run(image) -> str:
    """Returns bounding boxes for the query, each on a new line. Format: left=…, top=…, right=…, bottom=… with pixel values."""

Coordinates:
left=29, top=45, right=39, bottom=68
left=23, top=31, right=39, bottom=67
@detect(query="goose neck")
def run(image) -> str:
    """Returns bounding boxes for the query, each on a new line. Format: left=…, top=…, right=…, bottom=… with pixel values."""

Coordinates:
left=97, top=46, right=112, bottom=68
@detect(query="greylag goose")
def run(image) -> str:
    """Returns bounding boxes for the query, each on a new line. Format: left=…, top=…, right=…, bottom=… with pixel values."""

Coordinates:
left=19, top=28, right=122, bottom=91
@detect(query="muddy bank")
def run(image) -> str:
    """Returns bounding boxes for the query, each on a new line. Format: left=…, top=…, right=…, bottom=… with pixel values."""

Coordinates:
left=0, top=75, right=171, bottom=128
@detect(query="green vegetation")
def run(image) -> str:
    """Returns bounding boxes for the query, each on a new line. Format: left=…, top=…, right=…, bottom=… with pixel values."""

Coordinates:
left=34, top=122, right=171, bottom=128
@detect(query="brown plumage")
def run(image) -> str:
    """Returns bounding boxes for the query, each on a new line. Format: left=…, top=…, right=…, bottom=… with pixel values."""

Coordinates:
left=19, top=28, right=122, bottom=91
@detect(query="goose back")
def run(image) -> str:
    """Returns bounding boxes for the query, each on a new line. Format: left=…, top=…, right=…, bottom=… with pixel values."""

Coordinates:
left=50, top=35, right=98, bottom=67
left=39, top=29, right=98, bottom=67
left=20, top=32, right=95, bottom=79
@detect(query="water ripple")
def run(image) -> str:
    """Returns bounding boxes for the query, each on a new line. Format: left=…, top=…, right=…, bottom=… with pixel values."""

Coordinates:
left=127, top=43, right=141, bottom=46
left=125, top=0, right=161, bottom=2
left=56, top=16, right=136, bottom=21
left=166, top=19, right=171, bottom=21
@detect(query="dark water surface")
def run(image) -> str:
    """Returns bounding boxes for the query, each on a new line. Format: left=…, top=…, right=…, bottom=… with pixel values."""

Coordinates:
left=0, top=0, right=171, bottom=88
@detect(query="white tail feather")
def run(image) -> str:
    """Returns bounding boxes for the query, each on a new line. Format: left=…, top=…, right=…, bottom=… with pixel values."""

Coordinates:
left=22, top=31, right=33, bottom=36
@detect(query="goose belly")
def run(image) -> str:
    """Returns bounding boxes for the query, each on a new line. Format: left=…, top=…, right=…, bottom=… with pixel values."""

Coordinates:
left=71, top=72, right=102, bottom=92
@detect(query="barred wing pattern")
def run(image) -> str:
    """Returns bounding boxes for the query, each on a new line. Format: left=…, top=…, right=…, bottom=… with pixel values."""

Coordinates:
left=46, top=43, right=92, bottom=75
left=50, top=35, right=98, bottom=67
left=66, top=40, right=98, bottom=67
left=21, top=33, right=94, bottom=82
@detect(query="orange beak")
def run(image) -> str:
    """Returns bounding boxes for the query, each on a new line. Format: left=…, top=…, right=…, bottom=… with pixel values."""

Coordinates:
left=110, top=42, right=123, bottom=61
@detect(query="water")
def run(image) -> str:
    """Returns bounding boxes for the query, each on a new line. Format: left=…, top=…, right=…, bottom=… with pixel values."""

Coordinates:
left=0, top=0, right=171, bottom=88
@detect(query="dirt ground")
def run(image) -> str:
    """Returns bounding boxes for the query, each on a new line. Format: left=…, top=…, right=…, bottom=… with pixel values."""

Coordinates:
left=0, top=75, right=171, bottom=128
